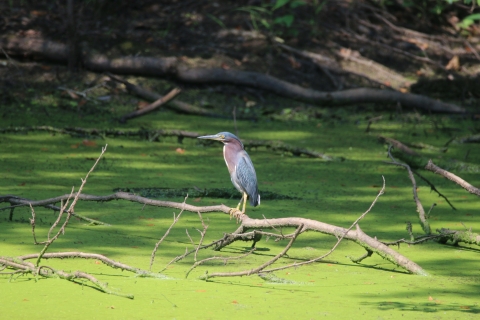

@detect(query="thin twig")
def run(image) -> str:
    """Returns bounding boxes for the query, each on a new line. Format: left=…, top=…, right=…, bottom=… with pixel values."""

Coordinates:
left=200, top=225, right=303, bottom=279
left=185, top=248, right=256, bottom=278
left=386, top=146, right=430, bottom=234
left=149, top=197, right=187, bottom=271
left=29, top=204, right=39, bottom=245
left=412, top=170, right=456, bottom=210
left=185, top=229, right=195, bottom=246
left=35, top=145, right=108, bottom=266
left=194, top=212, right=208, bottom=262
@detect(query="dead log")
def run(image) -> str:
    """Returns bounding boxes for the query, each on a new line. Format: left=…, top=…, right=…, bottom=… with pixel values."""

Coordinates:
left=1, top=36, right=465, bottom=113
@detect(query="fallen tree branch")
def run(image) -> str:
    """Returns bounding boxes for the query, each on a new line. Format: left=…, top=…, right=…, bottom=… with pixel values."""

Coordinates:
left=454, top=134, right=480, bottom=144
left=106, top=73, right=220, bottom=117
left=0, top=145, right=150, bottom=299
left=34, top=145, right=107, bottom=266
left=0, top=36, right=465, bottom=113
left=2, top=186, right=426, bottom=277
left=386, top=145, right=431, bottom=234
left=0, top=251, right=166, bottom=299
left=436, top=228, right=480, bottom=245
left=19, top=252, right=164, bottom=278
left=209, top=214, right=426, bottom=276
left=119, top=87, right=181, bottom=123
left=198, top=177, right=426, bottom=276
left=425, top=160, right=480, bottom=196
left=0, top=192, right=232, bottom=215
left=200, top=225, right=303, bottom=280
left=379, top=136, right=420, bottom=156
left=333, top=43, right=413, bottom=90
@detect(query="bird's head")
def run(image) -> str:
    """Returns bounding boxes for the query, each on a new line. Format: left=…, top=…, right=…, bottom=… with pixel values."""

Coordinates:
left=197, top=132, right=243, bottom=147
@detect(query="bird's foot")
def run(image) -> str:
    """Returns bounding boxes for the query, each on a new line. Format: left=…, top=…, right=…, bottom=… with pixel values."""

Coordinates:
left=229, top=208, right=244, bottom=223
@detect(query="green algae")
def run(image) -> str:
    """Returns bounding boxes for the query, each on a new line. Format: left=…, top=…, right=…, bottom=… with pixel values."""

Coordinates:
left=1, top=104, right=480, bottom=318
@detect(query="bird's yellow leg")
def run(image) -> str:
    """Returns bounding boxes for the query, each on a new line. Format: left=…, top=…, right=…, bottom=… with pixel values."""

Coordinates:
left=236, top=198, right=243, bottom=211
left=230, top=193, right=247, bottom=220
left=230, top=194, right=244, bottom=219
left=241, top=192, right=248, bottom=214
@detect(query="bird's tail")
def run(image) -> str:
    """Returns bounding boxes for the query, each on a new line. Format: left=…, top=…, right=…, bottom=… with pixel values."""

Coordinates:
left=249, top=193, right=260, bottom=207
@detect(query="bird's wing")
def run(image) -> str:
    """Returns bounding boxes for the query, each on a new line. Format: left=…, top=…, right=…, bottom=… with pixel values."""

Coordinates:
left=236, top=153, right=259, bottom=205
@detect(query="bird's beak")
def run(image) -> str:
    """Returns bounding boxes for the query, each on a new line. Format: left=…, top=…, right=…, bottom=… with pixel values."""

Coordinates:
left=197, top=134, right=224, bottom=141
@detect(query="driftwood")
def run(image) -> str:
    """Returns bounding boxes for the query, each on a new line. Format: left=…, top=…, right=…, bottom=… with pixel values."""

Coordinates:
left=0, top=36, right=465, bottom=113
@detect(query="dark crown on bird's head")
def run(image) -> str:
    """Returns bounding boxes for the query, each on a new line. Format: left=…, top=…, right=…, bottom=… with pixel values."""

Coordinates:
left=217, top=132, right=238, bottom=141
left=217, top=132, right=243, bottom=147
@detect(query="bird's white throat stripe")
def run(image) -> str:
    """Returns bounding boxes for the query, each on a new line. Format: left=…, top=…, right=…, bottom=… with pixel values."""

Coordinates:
left=223, top=145, right=228, bottom=168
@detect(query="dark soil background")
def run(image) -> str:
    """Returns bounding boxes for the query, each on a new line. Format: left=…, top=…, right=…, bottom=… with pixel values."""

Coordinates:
left=1, top=0, right=480, bottom=118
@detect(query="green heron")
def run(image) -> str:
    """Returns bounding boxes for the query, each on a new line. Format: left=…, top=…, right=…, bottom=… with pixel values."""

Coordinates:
left=198, top=132, right=260, bottom=217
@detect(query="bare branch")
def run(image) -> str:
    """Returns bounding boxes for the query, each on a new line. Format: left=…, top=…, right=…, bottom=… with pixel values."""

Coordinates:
left=149, top=197, right=187, bottom=271
left=194, top=212, right=208, bottom=262
left=263, top=176, right=386, bottom=273
left=35, top=145, right=108, bottom=266
left=0, top=192, right=231, bottom=215
left=199, top=225, right=302, bottom=280
left=386, top=146, right=430, bottom=234
left=186, top=248, right=256, bottom=279
left=425, top=160, right=480, bottom=197
left=119, top=87, right=181, bottom=123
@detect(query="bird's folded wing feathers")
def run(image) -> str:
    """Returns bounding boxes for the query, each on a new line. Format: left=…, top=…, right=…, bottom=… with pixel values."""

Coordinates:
left=236, top=155, right=259, bottom=202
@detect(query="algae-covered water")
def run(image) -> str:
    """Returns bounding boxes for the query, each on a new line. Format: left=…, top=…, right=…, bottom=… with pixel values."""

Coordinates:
left=1, top=105, right=479, bottom=319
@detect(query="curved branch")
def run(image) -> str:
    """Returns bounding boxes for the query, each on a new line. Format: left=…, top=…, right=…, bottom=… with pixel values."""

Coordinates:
left=229, top=215, right=426, bottom=275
